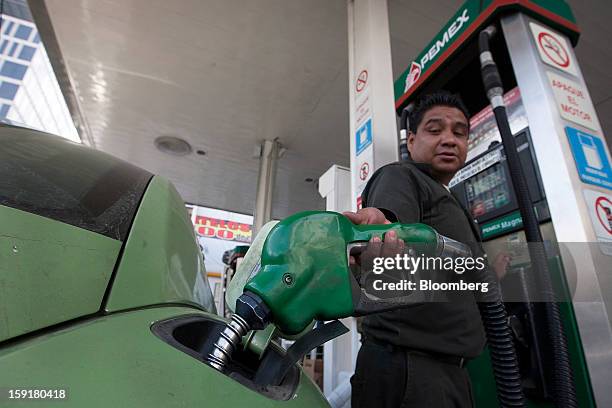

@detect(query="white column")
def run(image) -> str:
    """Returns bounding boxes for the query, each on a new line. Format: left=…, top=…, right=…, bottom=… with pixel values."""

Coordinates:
left=318, top=165, right=357, bottom=402
left=348, top=0, right=398, bottom=211
left=253, top=139, right=280, bottom=235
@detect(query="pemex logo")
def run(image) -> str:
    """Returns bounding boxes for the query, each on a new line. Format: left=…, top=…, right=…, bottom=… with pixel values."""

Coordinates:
left=403, top=8, right=470, bottom=93
left=404, top=61, right=421, bottom=93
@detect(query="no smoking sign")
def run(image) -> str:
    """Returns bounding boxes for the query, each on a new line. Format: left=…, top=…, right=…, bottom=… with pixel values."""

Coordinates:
left=595, top=196, right=612, bottom=235
left=356, top=69, right=368, bottom=93
left=530, top=22, right=577, bottom=76
left=359, top=162, right=370, bottom=181
left=583, top=189, right=612, bottom=255
left=539, top=32, right=569, bottom=67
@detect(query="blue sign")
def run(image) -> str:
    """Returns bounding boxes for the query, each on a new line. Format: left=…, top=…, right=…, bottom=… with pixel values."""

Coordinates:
left=566, top=126, right=612, bottom=191
left=355, top=119, right=372, bottom=155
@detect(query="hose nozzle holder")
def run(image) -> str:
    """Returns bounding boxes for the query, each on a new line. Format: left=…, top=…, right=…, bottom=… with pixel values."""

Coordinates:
left=399, top=104, right=414, bottom=160
left=479, top=27, right=504, bottom=108
left=483, top=25, right=496, bottom=38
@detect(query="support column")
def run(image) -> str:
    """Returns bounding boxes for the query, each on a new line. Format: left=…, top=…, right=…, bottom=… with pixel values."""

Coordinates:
left=319, top=2, right=398, bottom=403
left=318, top=164, right=356, bottom=401
left=348, top=0, right=398, bottom=211
left=253, top=139, right=280, bottom=235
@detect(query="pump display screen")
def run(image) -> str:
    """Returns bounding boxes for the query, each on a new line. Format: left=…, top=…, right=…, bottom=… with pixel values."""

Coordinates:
left=465, top=163, right=511, bottom=218
left=466, top=87, right=528, bottom=162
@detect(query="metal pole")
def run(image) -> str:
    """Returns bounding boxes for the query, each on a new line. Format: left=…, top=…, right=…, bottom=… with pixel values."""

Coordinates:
left=348, top=0, right=398, bottom=211
left=323, top=0, right=397, bottom=403
left=253, top=139, right=280, bottom=235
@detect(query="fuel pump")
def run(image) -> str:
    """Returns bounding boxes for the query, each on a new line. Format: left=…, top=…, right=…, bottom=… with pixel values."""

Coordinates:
left=393, top=0, right=610, bottom=406
left=478, top=25, right=577, bottom=407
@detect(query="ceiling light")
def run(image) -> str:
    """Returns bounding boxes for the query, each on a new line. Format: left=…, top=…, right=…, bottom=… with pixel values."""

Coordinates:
left=154, top=136, right=192, bottom=156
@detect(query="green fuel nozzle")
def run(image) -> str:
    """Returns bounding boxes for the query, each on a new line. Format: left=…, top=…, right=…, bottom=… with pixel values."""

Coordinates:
left=206, top=211, right=470, bottom=372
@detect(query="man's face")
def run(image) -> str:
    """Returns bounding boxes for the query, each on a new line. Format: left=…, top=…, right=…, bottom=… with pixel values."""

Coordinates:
left=407, top=105, right=469, bottom=184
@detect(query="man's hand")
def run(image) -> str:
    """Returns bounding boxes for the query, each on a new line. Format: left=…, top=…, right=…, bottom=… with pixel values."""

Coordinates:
left=342, top=207, right=391, bottom=225
left=343, top=207, right=404, bottom=265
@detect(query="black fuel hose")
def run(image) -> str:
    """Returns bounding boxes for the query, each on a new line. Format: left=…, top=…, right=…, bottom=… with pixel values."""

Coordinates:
left=438, top=234, right=524, bottom=406
left=479, top=26, right=577, bottom=407
left=475, top=270, right=525, bottom=407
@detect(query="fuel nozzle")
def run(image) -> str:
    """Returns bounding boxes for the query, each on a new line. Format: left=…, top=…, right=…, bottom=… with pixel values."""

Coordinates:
left=206, top=211, right=473, bottom=372
left=436, top=233, right=472, bottom=259
left=205, top=291, right=270, bottom=372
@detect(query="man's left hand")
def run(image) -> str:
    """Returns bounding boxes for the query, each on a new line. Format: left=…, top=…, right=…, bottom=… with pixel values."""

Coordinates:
left=343, top=207, right=404, bottom=265
left=342, top=207, right=391, bottom=225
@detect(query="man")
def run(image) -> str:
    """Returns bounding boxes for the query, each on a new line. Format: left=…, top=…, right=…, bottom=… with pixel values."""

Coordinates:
left=346, top=91, right=509, bottom=408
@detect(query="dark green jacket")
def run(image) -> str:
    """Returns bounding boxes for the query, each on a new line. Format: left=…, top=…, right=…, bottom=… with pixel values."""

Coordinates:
left=361, top=159, right=486, bottom=358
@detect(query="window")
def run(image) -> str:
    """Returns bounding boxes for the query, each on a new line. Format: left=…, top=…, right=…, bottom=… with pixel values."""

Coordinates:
left=8, top=42, right=18, bottom=57
left=1, top=61, right=27, bottom=80
left=18, top=44, right=35, bottom=61
left=14, top=24, right=32, bottom=40
left=0, top=8, right=80, bottom=141
left=0, top=103, right=10, bottom=118
left=0, top=126, right=153, bottom=240
left=3, top=21, right=14, bottom=35
left=0, top=82, right=18, bottom=100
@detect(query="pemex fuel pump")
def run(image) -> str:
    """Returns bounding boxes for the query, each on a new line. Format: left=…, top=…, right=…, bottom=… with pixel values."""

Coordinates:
left=391, top=1, right=606, bottom=406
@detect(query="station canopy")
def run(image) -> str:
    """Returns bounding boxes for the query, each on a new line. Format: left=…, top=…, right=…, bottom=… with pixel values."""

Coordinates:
left=32, top=0, right=612, bottom=219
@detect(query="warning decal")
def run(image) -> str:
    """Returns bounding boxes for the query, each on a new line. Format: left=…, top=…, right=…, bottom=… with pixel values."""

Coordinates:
left=359, top=162, right=370, bottom=181
left=566, top=126, right=612, bottom=191
left=583, top=189, right=612, bottom=255
left=356, top=69, right=368, bottom=93
left=548, top=72, right=600, bottom=132
left=530, top=22, right=577, bottom=76
left=595, top=196, right=612, bottom=235
left=539, top=32, right=569, bottom=68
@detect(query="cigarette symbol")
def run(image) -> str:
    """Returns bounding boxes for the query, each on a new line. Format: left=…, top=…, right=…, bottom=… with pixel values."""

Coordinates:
left=538, top=32, right=570, bottom=68
left=543, top=37, right=563, bottom=60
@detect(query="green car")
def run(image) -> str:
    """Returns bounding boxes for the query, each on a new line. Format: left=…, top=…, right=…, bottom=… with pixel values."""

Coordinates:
left=0, top=125, right=329, bottom=407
